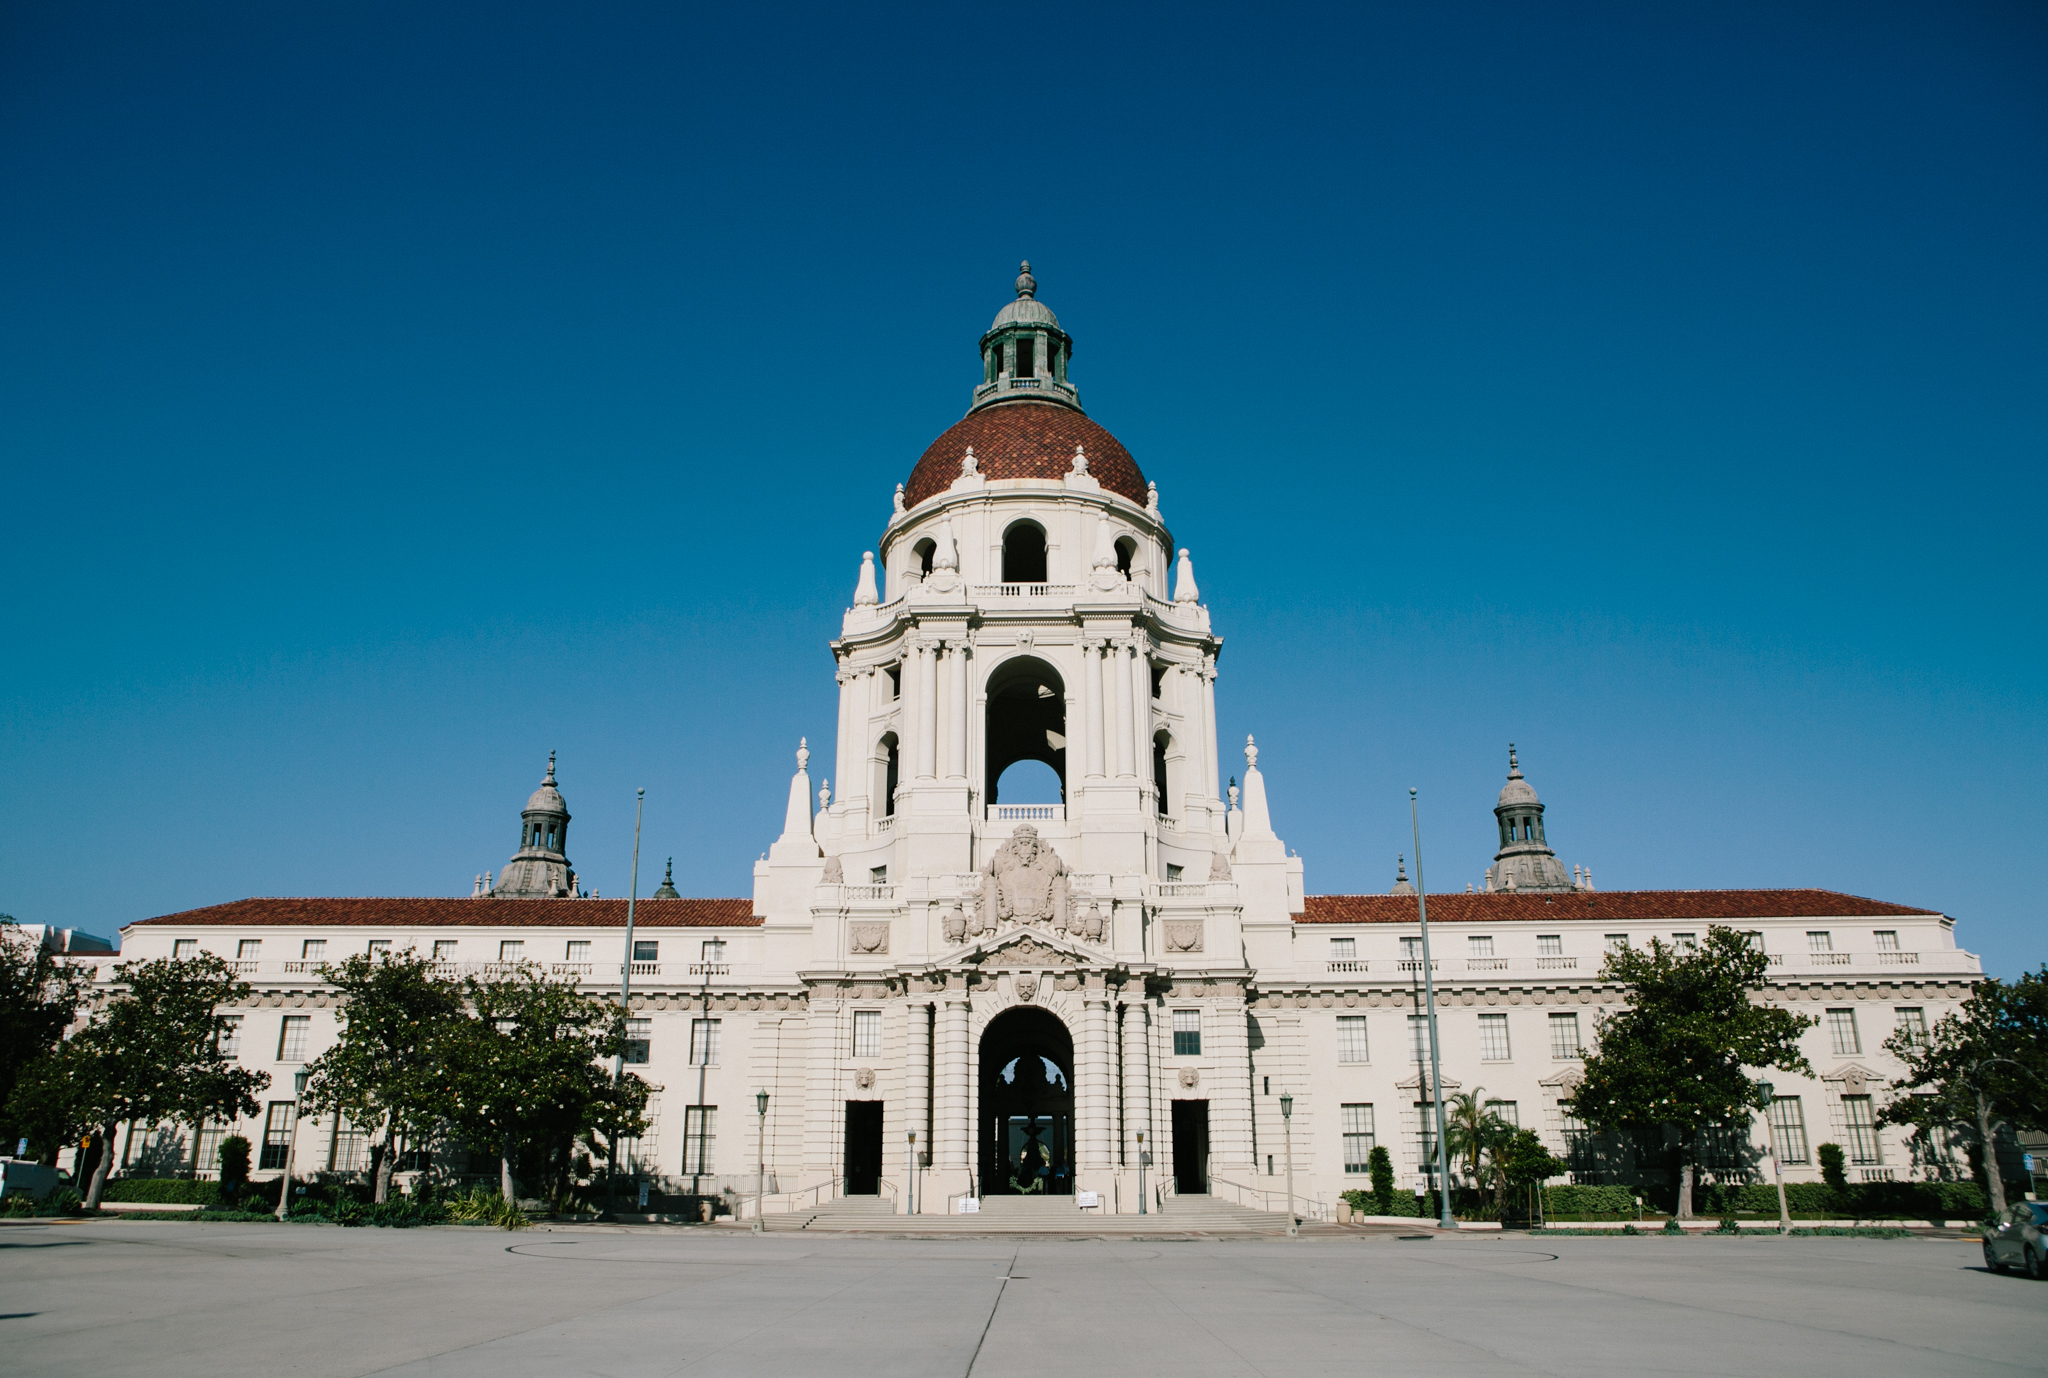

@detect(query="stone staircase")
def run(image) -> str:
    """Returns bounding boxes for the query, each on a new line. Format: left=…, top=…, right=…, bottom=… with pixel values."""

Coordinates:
left=756, top=1191, right=1290, bottom=1234
left=1156, top=1192, right=1293, bottom=1232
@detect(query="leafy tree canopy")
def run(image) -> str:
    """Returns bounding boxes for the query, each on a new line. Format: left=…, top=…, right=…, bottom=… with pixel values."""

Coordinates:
left=0, top=918, right=91, bottom=1147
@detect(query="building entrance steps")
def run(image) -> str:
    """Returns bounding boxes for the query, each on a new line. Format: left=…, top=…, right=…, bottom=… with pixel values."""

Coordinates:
left=754, top=1190, right=1302, bottom=1234
left=1157, top=1193, right=1292, bottom=1231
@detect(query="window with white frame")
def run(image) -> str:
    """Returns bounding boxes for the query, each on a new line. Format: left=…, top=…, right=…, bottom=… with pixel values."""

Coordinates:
left=852, top=1009, right=881, bottom=1059
left=367, top=939, right=391, bottom=956
left=1469, top=935, right=1495, bottom=958
left=1407, top=1014, right=1429, bottom=1063
left=300, top=939, right=325, bottom=962
left=1537, top=934, right=1563, bottom=958
left=702, top=938, right=727, bottom=963
left=690, top=1018, right=721, bottom=1066
left=329, top=1120, right=369, bottom=1174
left=1330, top=936, right=1357, bottom=962
left=1874, top=930, right=1900, bottom=952
left=1768, top=1096, right=1808, bottom=1164
left=1173, top=1009, right=1202, bottom=1056
left=174, top=939, right=198, bottom=959
left=1603, top=934, right=1628, bottom=955
left=217, top=1015, right=242, bottom=1057
left=432, top=940, right=457, bottom=960
left=277, top=1015, right=310, bottom=1062
left=1808, top=931, right=1834, bottom=954
left=1486, top=1099, right=1519, bottom=1128
left=632, top=940, right=659, bottom=962
left=259, top=1102, right=295, bottom=1170
left=1672, top=932, right=1697, bottom=951
left=1842, top=1094, right=1882, bottom=1165
left=1341, top=1104, right=1375, bottom=1173
left=1894, top=1007, right=1929, bottom=1048
left=682, top=1105, right=716, bottom=1175
left=1413, top=1102, right=1439, bottom=1171
left=1478, top=1013, right=1511, bottom=1061
left=623, top=1018, right=651, bottom=1064
left=565, top=940, right=591, bottom=962
left=1336, top=1016, right=1368, bottom=1064
left=1827, top=1008, right=1861, bottom=1056
left=1400, top=936, right=1424, bottom=964
left=195, top=1121, right=225, bottom=1175
left=1549, top=1012, right=1582, bottom=1059
left=238, top=939, right=262, bottom=960
left=499, top=940, right=523, bottom=962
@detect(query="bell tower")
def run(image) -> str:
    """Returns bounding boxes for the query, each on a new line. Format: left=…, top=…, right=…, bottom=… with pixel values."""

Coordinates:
left=491, top=752, right=577, bottom=898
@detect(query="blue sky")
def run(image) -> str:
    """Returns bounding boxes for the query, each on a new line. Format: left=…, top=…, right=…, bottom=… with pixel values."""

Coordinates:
left=2, top=3, right=2042, bottom=973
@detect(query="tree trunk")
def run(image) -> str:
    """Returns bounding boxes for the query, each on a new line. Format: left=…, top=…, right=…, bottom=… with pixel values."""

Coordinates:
left=500, top=1153, right=515, bottom=1201
left=1978, top=1090, right=2007, bottom=1219
left=1675, top=1161, right=1695, bottom=1220
left=84, top=1120, right=117, bottom=1209
left=372, top=1113, right=396, bottom=1203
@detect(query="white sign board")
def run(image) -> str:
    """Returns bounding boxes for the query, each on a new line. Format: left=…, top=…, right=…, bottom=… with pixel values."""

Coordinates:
left=957, top=1197, right=979, bottom=1214
left=1076, top=1191, right=1100, bottom=1209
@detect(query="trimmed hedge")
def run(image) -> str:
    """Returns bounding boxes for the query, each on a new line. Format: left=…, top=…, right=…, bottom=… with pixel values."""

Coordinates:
left=1544, top=1184, right=1637, bottom=1217
left=102, top=1179, right=222, bottom=1206
left=1693, top=1179, right=1986, bottom=1221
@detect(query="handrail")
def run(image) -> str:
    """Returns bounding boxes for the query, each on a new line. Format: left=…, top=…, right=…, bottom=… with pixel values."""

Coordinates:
left=1208, top=1174, right=1333, bottom=1222
left=759, top=1176, right=841, bottom=1216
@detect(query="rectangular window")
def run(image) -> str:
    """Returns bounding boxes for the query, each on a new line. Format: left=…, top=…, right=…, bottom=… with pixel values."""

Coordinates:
left=1165, top=864, right=1184, bottom=881
left=1330, top=937, right=1357, bottom=962
left=1408, top=1014, right=1430, bottom=1063
left=367, top=939, right=391, bottom=956
left=329, top=1121, right=369, bottom=1174
left=1015, top=337, right=1036, bottom=377
left=1486, top=1099, right=1519, bottom=1128
left=1336, top=1016, right=1368, bottom=1064
left=1827, top=1008, right=1861, bottom=1056
left=1874, top=930, right=1900, bottom=952
left=690, top=1018, right=722, bottom=1066
left=259, top=1102, right=295, bottom=1170
left=1672, top=932, right=1697, bottom=951
left=1414, top=1102, right=1439, bottom=1172
left=852, top=1009, right=881, bottom=1059
left=499, top=940, right=524, bottom=962
left=682, top=1106, right=716, bottom=1175
left=238, top=939, right=262, bottom=960
left=195, top=1121, right=225, bottom=1175
left=174, top=939, right=198, bottom=959
left=870, top=866, right=888, bottom=884
left=632, top=940, right=659, bottom=962
left=300, top=939, right=325, bottom=962
left=1173, top=1009, right=1202, bottom=1057
left=1894, top=1007, right=1929, bottom=1049
left=1341, top=1104, right=1375, bottom=1173
left=1808, top=931, right=1834, bottom=954
left=1549, top=1012, right=1582, bottom=1059
left=1478, top=1013, right=1511, bottom=1061
left=1559, top=1106, right=1594, bottom=1171
left=1468, top=935, right=1494, bottom=958
left=1842, top=1094, right=1882, bottom=1165
left=702, top=939, right=727, bottom=963
left=1400, top=936, right=1423, bottom=964
left=1537, top=935, right=1563, bottom=958
left=565, top=940, right=591, bottom=962
left=1603, top=934, right=1628, bottom=955
left=623, top=1018, right=651, bottom=1065
left=217, top=1015, right=242, bottom=1057
left=432, top=940, right=457, bottom=960
left=277, top=1015, right=310, bottom=1062
left=1768, top=1096, right=1809, bottom=1164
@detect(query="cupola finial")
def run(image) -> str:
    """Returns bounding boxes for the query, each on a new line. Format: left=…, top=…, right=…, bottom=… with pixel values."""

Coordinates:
left=1016, top=260, right=1036, bottom=299
left=1507, top=742, right=1521, bottom=778
left=544, top=750, right=557, bottom=784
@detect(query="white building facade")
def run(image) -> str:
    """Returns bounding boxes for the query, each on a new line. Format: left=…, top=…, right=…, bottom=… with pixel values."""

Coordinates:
left=103, top=267, right=1981, bottom=1216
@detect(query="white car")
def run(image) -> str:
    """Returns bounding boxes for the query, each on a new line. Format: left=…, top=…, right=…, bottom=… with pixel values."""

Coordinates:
left=1982, top=1202, right=2048, bottom=1278
left=0, top=1158, right=62, bottom=1202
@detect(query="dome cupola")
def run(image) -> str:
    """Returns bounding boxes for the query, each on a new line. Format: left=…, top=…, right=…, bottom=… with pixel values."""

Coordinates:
left=973, top=261, right=1080, bottom=414
left=491, top=752, right=578, bottom=898
left=1484, top=744, right=1576, bottom=894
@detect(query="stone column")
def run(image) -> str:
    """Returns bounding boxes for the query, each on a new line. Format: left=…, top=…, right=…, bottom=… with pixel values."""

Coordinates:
left=1113, top=640, right=1135, bottom=777
left=1131, top=641, right=1152, bottom=785
left=1081, top=978, right=1111, bottom=1174
left=1082, top=640, right=1105, bottom=779
left=805, top=993, right=842, bottom=1187
left=1202, top=659, right=1221, bottom=806
left=833, top=669, right=855, bottom=805
left=906, top=999, right=932, bottom=1212
left=1179, top=664, right=1206, bottom=803
left=916, top=640, right=938, bottom=780
left=946, top=642, right=969, bottom=780
left=1121, top=998, right=1153, bottom=1195
left=938, top=981, right=970, bottom=1190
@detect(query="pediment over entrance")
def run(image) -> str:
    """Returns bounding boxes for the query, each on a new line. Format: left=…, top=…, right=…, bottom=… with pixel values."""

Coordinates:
left=962, top=930, right=1092, bottom=969
left=1539, top=1067, right=1584, bottom=1090
left=1822, top=1063, right=1887, bottom=1096
left=1395, top=1072, right=1462, bottom=1093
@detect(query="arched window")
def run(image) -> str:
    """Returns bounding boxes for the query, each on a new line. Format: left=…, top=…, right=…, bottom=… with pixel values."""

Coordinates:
left=1115, top=536, right=1136, bottom=578
left=985, top=656, right=1066, bottom=806
left=913, top=538, right=936, bottom=577
left=1153, top=730, right=1172, bottom=815
left=876, top=733, right=900, bottom=817
left=1002, top=522, right=1048, bottom=584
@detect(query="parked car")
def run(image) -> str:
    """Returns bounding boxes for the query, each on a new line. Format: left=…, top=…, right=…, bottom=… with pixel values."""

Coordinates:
left=1982, top=1201, right=2048, bottom=1278
left=0, top=1158, right=62, bottom=1202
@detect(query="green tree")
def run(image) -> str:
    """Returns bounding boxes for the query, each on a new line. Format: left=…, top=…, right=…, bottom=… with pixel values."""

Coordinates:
left=0, top=918, right=91, bottom=1157
left=1490, top=1128, right=1565, bottom=1218
left=435, top=966, right=651, bottom=1202
left=1564, top=926, right=1815, bottom=1220
left=299, top=950, right=466, bottom=1203
left=9, top=954, right=268, bottom=1208
left=1879, top=968, right=2048, bottom=1218
left=1367, top=1144, right=1395, bottom=1215
left=1443, top=1089, right=1510, bottom=1187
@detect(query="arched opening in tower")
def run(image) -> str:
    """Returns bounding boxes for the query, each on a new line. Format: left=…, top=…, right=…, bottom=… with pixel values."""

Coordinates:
left=978, top=1005, right=1074, bottom=1196
left=984, top=656, right=1066, bottom=806
left=1001, top=521, right=1048, bottom=584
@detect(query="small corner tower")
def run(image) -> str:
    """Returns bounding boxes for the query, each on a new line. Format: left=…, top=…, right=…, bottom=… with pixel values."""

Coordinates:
left=492, top=752, right=577, bottom=898
left=973, top=261, right=1079, bottom=413
left=1484, top=744, right=1575, bottom=893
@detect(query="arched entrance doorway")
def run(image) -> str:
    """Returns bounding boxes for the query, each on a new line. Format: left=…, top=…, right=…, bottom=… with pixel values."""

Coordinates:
left=985, top=655, right=1067, bottom=806
left=978, top=1006, right=1075, bottom=1196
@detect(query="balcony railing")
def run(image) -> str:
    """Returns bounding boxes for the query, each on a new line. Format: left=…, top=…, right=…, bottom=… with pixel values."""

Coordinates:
left=1876, top=951, right=1921, bottom=964
left=1326, top=960, right=1365, bottom=974
left=1157, top=814, right=1182, bottom=832
left=1534, top=956, right=1577, bottom=970
left=974, top=584, right=1078, bottom=599
left=1466, top=957, right=1509, bottom=972
left=989, top=804, right=1063, bottom=822
left=1152, top=882, right=1237, bottom=900
left=551, top=962, right=594, bottom=976
left=833, top=885, right=897, bottom=901
left=1396, top=959, right=1438, bottom=973
left=229, top=961, right=260, bottom=975
left=688, top=962, right=732, bottom=977
left=1810, top=952, right=1853, bottom=966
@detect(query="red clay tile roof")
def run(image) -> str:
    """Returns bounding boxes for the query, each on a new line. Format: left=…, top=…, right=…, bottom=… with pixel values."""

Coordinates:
left=905, top=402, right=1146, bottom=509
left=128, top=897, right=759, bottom=930
left=1299, top=889, right=1940, bottom=924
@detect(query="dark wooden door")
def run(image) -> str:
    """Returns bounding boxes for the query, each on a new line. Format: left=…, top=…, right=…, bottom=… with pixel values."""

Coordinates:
left=843, top=1101, right=884, bottom=1195
left=1172, top=1100, right=1209, bottom=1194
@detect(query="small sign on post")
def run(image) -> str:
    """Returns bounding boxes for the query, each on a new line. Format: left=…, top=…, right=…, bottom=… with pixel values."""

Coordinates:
left=957, top=1196, right=979, bottom=1214
left=1077, top=1191, right=1100, bottom=1209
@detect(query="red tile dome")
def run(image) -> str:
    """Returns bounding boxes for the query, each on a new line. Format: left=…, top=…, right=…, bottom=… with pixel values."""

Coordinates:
left=904, top=402, right=1147, bottom=510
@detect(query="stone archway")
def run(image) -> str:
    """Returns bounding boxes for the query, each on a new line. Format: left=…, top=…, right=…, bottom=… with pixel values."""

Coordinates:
left=978, top=1005, right=1075, bottom=1196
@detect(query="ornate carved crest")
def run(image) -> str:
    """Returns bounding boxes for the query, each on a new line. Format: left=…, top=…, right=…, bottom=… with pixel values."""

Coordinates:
left=982, top=825, right=1071, bottom=931
left=1014, top=973, right=1038, bottom=1002
left=988, top=935, right=1077, bottom=967
left=1164, top=921, right=1204, bottom=953
left=1178, top=1068, right=1200, bottom=1089
left=821, top=856, right=844, bottom=884
left=849, top=922, right=889, bottom=954
left=854, top=1068, right=875, bottom=1090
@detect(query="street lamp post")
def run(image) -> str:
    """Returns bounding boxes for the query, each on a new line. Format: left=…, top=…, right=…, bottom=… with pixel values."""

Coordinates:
left=1410, top=788, right=1456, bottom=1231
left=1280, top=1091, right=1297, bottom=1238
left=1136, top=1130, right=1147, bottom=1214
left=907, top=1131, right=917, bottom=1217
left=1759, top=1081, right=1791, bottom=1234
left=753, top=1090, right=769, bottom=1234
left=609, top=788, right=645, bottom=1217
left=273, top=1070, right=309, bottom=1222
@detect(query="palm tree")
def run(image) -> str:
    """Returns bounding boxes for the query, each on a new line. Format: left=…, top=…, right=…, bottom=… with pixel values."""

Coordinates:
left=1444, top=1090, right=1507, bottom=1185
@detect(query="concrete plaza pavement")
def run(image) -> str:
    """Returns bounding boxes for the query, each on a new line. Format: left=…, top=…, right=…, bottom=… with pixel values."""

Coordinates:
left=1, top=1220, right=2039, bottom=1377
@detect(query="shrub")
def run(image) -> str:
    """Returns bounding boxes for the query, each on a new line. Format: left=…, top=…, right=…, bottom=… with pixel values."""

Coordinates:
left=1368, top=1145, right=1395, bottom=1214
left=1817, top=1143, right=1847, bottom=1191
left=37, top=1188, right=84, bottom=1217
left=332, top=1198, right=368, bottom=1227
left=1661, top=1217, right=1683, bottom=1234
left=1543, top=1184, right=1637, bottom=1218
left=101, top=1179, right=222, bottom=1206
left=1716, top=1216, right=1741, bottom=1234
left=444, top=1184, right=527, bottom=1229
